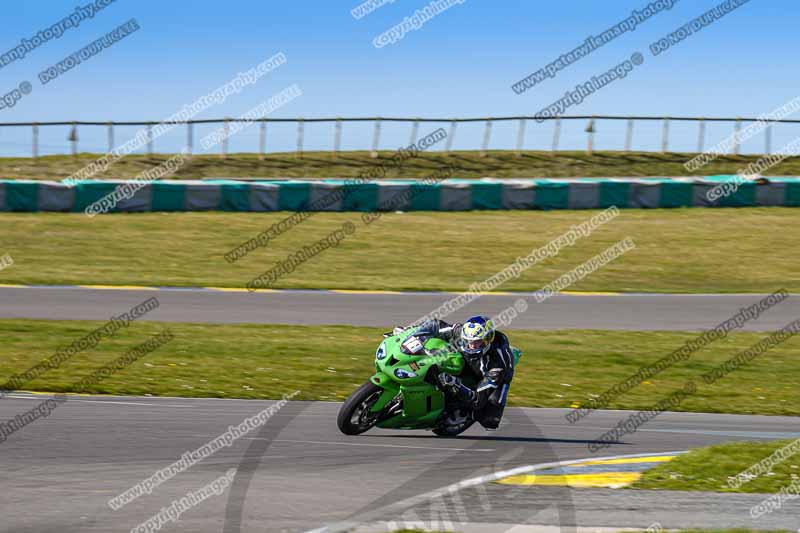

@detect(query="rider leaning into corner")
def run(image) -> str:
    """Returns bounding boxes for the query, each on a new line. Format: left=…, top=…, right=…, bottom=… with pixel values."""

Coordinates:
left=395, top=315, right=514, bottom=430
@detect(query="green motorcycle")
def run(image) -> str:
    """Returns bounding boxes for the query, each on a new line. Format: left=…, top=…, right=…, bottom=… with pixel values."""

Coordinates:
left=337, top=327, right=522, bottom=437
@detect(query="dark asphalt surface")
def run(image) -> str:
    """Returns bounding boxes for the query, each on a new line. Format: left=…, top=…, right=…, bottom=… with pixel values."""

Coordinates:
left=2, top=287, right=799, bottom=531
left=0, top=286, right=797, bottom=331
left=1, top=394, right=799, bottom=532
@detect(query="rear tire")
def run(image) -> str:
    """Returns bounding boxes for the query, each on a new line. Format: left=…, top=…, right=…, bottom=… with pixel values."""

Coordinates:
left=337, top=382, right=384, bottom=436
left=432, top=408, right=475, bottom=437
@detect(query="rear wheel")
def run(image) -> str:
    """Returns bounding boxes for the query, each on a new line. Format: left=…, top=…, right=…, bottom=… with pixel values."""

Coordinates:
left=337, top=382, right=385, bottom=435
left=432, top=407, right=475, bottom=437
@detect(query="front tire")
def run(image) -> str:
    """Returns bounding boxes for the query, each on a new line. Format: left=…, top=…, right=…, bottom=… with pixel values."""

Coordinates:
left=337, top=382, right=384, bottom=435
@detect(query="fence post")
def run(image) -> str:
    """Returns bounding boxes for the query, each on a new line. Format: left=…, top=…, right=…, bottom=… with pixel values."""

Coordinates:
left=733, top=118, right=742, bottom=155
left=625, top=118, right=634, bottom=152
left=333, top=118, right=342, bottom=158
left=445, top=120, right=457, bottom=154
left=68, top=122, right=78, bottom=158
left=515, top=118, right=526, bottom=156
left=32, top=123, right=39, bottom=159
left=585, top=118, right=595, bottom=155
left=147, top=125, right=154, bottom=156
left=409, top=119, right=419, bottom=147
left=259, top=120, right=266, bottom=160
left=371, top=118, right=381, bottom=158
left=222, top=118, right=230, bottom=159
left=297, top=119, right=304, bottom=158
left=697, top=119, right=705, bottom=153
left=107, top=122, right=114, bottom=154
left=765, top=123, right=772, bottom=155
left=552, top=117, right=561, bottom=151
left=480, top=118, right=492, bottom=157
left=186, top=122, right=194, bottom=156
left=661, top=117, right=669, bottom=153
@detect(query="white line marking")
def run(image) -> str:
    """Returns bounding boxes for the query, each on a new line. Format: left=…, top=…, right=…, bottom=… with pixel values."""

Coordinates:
left=244, top=438, right=495, bottom=452
left=507, top=420, right=799, bottom=439
left=8, top=487, right=110, bottom=493
left=4, top=395, right=192, bottom=407
left=5, top=392, right=293, bottom=404
left=639, top=428, right=800, bottom=439
left=67, top=399, right=195, bottom=407
left=304, top=450, right=687, bottom=533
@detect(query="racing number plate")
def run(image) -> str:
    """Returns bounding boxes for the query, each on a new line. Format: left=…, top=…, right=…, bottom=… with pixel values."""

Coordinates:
left=401, top=336, right=424, bottom=354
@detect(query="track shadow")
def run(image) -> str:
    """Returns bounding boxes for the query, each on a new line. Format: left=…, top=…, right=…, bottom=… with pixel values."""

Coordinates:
left=367, top=433, right=631, bottom=447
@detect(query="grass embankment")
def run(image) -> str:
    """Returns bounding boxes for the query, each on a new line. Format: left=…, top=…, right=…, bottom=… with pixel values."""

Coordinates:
left=0, top=209, right=798, bottom=293
left=632, top=441, right=800, bottom=494
left=640, top=528, right=795, bottom=533
left=390, top=529, right=793, bottom=533
left=2, top=321, right=799, bottom=416
left=3, top=150, right=800, bottom=181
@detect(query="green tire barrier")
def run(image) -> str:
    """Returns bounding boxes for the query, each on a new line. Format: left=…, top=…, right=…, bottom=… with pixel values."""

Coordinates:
left=1, top=177, right=799, bottom=213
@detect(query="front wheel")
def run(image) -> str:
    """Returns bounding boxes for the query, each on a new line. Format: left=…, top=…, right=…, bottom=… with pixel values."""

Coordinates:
left=337, top=382, right=384, bottom=435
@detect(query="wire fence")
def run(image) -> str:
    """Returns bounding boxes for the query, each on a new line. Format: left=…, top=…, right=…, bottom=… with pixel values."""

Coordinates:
left=4, top=114, right=799, bottom=159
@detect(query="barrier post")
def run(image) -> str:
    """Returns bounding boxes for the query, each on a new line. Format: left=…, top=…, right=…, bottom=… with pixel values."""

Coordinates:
left=259, top=121, right=266, bottom=160
left=515, top=118, right=525, bottom=156
left=68, top=123, right=78, bottom=158
left=222, top=118, right=230, bottom=159
left=697, top=118, right=706, bottom=153
left=585, top=118, right=596, bottom=155
left=32, top=123, right=39, bottom=159
left=480, top=118, right=492, bottom=157
left=445, top=120, right=456, bottom=155
left=625, top=118, right=634, bottom=152
left=661, top=117, right=669, bottom=153
left=765, top=123, right=772, bottom=155
left=186, top=122, right=193, bottom=157
left=409, top=119, right=419, bottom=147
left=297, top=119, right=304, bottom=158
left=333, top=118, right=342, bottom=158
left=552, top=117, right=561, bottom=151
left=371, top=118, right=381, bottom=158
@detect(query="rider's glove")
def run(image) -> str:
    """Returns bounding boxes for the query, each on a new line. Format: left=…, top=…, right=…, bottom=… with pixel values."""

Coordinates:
left=437, top=372, right=477, bottom=405
left=384, top=326, right=407, bottom=338
left=437, top=372, right=458, bottom=390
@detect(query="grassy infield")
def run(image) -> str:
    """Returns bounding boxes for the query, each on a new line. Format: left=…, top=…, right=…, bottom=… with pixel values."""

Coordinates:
left=4, top=322, right=799, bottom=415
left=2, top=152, right=800, bottom=503
left=0, top=209, right=798, bottom=292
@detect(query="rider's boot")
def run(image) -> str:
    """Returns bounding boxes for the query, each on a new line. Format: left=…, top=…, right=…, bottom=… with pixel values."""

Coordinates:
left=477, top=383, right=510, bottom=430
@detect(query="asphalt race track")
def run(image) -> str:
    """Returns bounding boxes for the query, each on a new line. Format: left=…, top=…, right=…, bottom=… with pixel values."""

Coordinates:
left=0, top=286, right=797, bottom=331
left=2, top=287, right=799, bottom=531
left=1, top=394, right=799, bottom=532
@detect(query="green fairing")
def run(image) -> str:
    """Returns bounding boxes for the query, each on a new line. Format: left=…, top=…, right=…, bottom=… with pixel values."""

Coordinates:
left=361, top=328, right=522, bottom=430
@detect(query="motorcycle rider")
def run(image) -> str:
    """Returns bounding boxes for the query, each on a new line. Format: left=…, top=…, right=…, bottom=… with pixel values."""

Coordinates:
left=397, top=315, right=514, bottom=430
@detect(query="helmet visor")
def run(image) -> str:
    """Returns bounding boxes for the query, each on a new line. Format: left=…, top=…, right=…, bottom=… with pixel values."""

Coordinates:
left=460, top=337, right=489, bottom=355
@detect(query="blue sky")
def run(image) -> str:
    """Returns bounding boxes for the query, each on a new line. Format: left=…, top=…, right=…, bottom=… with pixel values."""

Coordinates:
left=0, top=0, right=794, bottom=155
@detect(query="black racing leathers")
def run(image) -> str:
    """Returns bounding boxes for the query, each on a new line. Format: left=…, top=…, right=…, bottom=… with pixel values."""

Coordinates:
left=414, top=319, right=514, bottom=429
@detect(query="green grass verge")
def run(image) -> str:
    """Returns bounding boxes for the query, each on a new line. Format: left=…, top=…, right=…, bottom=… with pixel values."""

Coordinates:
left=632, top=441, right=800, bottom=494
left=2, top=320, right=799, bottom=416
left=4, top=150, right=800, bottom=181
left=381, top=529, right=788, bottom=533
left=628, top=531, right=791, bottom=533
left=376, top=529, right=792, bottom=533
left=1, top=209, right=798, bottom=293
